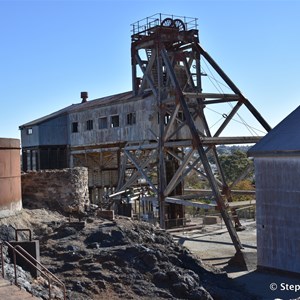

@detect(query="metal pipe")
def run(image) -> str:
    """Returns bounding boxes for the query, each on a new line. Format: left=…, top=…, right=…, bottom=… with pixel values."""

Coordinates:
left=13, top=247, right=17, bottom=286
left=0, top=243, right=4, bottom=278
left=14, top=245, right=54, bottom=299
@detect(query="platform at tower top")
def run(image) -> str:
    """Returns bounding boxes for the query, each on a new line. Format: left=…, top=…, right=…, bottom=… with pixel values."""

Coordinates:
left=131, top=13, right=198, bottom=37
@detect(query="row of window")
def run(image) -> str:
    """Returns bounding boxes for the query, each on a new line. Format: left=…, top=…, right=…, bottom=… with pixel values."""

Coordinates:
left=72, top=112, right=136, bottom=133
left=25, top=111, right=184, bottom=136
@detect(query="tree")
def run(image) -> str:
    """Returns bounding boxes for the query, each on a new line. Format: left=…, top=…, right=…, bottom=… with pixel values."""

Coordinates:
left=232, top=179, right=255, bottom=201
left=219, top=150, right=253, bottom=184
left=184, top=169, right=210, bottom=189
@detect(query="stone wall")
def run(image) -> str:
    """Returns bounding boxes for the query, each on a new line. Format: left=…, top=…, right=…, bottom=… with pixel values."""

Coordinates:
left=21, top=167, right=89, bottom=214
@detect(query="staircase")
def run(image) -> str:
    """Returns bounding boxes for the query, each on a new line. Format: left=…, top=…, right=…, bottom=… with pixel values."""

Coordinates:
left=0, top=277, right=39, bottom=299
left=146, top=48, right=158, bottom=86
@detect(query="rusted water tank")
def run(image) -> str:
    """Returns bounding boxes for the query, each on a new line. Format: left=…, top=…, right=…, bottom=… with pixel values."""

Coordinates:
left=0, top=138, right=22, bottom=218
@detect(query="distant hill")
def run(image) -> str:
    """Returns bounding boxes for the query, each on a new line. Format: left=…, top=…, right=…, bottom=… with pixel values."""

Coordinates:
left=216, top=145, right=251, bottom=155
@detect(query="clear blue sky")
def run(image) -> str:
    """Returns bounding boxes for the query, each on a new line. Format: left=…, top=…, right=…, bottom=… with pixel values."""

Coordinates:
left=1, top=0, right=300, bottom=139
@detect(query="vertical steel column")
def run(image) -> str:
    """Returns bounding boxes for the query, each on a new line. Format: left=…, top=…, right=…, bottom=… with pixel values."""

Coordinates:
left=131, top=46, right=137, bottom=96
left=195, top=50, right=202, bottom=92
left=157, top=42, right=166, bottom=229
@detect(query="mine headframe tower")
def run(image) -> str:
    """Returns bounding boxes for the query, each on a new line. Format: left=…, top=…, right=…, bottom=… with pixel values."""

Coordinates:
left=118, top=14, right=271, bottom=252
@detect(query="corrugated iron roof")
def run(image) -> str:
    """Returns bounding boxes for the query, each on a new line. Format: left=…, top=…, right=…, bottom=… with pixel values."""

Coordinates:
left=19, top=104, right=75, bottom=128
left=69, top=91, right=133, bottom=113
left=19, top=91, right=133, bottom=128
left=248, top=105, right=300, bottom=157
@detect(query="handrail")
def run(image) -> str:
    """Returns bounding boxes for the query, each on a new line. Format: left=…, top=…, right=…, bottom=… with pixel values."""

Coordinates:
left=15, top=228, right=32, bottom=241
left=14, top=244, right=66, bottom=299
left=0, top=243, right=4, bottom=278
left=131, top=13, right=198, bottom=35
left=8, top=225, right=33, bottom=242
left=0, top=241, right=66, bottom=300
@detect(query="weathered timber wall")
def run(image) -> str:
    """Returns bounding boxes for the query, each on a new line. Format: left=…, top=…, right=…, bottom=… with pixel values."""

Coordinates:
left=20, top=115, right=68, bottom=148
left=21, top=167, right=89, bottom=213
left=69, top=95, right=198, bottom=147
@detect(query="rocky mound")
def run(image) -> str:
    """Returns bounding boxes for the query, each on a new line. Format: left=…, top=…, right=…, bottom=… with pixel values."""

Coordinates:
left=0, top=209, right=254, bottom=299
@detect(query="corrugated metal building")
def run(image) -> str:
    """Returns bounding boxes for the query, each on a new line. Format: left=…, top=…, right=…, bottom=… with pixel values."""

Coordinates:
left=19, top=90, right=195, bottom=203
left=19, top=105, right=71, bottom=171
left=248, top=106, right=300, bottom=274
left=19, top=90, right=195, bottom=167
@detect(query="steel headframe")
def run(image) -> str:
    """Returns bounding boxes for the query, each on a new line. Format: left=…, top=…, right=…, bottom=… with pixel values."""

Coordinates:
left=118, top=15, right=271, bottom=253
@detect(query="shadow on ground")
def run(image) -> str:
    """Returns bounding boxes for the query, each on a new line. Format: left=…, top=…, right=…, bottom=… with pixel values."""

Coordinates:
left=171, top=221, right=300, bottom=300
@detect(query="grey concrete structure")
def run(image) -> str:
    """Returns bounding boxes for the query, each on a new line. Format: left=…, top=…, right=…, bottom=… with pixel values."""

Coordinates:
left=248, top=105, right=300, bottom=274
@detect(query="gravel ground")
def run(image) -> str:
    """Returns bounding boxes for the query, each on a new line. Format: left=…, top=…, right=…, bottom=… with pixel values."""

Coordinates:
left=170, top=218, right=300, bottom=300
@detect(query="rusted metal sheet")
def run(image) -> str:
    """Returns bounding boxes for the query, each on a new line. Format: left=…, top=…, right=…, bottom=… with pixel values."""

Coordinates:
left=0, top=138, right=22, bottom=218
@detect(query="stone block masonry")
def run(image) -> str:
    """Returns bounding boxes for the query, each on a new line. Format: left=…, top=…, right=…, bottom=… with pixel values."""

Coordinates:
left=21, top=167, right=89, bottom=214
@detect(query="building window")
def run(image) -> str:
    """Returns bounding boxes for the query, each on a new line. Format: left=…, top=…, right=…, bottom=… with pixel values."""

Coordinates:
left=99, top=117, right=108, bottom=129
left=111, top=115, right=119, bottom=128
left=31, top=150, right=37, bottom=171
left=27, top=128, right=33, bottom=135
left=177, top=111, right=185, bottom=121
left=164, top=113, right=171, bottom=125
left=157, top=113, right=171, bottom=124
left=127, top=112, right=136, bottom=125
left=26, top=150, right=31, bottom=169
left=72, top=122, right=78, bottom=133
left=86, top=120, right=93, bottom=130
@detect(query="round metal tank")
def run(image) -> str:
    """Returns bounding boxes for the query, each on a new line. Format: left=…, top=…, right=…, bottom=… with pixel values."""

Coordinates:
left=0, top=138, right=22, bottom=218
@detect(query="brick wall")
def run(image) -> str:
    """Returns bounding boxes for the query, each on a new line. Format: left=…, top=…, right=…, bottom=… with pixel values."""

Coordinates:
left=21, top=167, right=89, bottom=214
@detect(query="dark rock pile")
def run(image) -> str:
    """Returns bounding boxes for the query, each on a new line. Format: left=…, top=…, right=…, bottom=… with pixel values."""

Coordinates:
left=0, top=209, right=255, bottom=300
left=28, top=216, right=253, bottom=300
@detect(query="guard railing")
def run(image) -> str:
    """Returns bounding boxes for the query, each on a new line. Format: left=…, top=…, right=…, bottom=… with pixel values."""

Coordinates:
left=0, top=241, right=66, bottom=300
